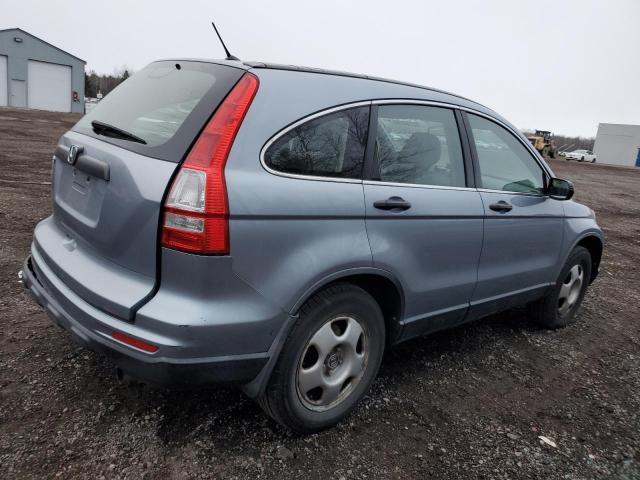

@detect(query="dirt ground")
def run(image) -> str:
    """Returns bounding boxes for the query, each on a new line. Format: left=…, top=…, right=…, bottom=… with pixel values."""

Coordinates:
left=0, top=107, right=638, bottom=480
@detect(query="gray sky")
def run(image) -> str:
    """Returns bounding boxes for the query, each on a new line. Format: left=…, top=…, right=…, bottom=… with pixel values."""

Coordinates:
left=4, top=0, right=639, bottom=137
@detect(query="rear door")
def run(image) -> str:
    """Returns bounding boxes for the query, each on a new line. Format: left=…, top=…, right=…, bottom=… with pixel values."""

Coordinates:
left=34, top=61, right=245, bottom=320
left=363, top=103, right=484, bottom=338
left=463, top=113, right=564, bottom=320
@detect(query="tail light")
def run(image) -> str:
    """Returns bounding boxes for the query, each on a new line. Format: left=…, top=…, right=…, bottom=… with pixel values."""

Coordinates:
left=161, top=73, right=259, bottom=254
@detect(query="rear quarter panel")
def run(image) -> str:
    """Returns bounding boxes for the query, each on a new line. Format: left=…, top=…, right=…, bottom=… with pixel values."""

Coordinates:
left=225, top=70, right=382, bottom=313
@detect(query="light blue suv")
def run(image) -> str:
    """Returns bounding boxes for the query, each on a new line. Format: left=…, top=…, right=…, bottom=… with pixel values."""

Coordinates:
left=22, top=59, right=603, bottom=432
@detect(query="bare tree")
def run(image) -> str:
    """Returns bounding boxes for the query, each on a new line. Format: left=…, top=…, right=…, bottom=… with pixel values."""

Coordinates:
left=84, top=65, right=135, bottom=98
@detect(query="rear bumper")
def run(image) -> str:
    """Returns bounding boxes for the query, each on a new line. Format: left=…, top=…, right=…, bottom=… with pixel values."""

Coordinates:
left=22, top=253, right=275, bottom=387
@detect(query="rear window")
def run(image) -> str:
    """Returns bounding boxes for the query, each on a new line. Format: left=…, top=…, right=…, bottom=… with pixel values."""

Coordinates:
left=74, top=61, right=244, bottom=161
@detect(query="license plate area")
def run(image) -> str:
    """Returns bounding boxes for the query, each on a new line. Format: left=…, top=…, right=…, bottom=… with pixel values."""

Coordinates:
left=55, top=163, right=105, bottom=228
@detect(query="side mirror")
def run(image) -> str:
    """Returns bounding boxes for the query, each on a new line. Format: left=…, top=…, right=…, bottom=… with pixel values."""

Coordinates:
left=547, top=177, right=574, bottom=200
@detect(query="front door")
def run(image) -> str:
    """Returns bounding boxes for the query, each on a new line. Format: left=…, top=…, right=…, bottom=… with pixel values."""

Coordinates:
left=464, top=113, right=564, bottom=320
left=364, top=104, right=484, bottom=339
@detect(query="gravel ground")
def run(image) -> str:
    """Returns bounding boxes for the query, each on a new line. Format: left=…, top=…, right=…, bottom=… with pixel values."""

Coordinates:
left=0, top=107, right=638, bottom=479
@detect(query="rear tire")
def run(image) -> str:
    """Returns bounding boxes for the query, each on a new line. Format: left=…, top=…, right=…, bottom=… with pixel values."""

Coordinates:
left=527, top=246, right=592, bottom=329
left=258, top=283, right=385, bottom=433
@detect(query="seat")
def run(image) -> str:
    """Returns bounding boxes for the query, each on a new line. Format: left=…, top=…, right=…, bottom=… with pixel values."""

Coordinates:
left=384, top=132, right=442, bottom=184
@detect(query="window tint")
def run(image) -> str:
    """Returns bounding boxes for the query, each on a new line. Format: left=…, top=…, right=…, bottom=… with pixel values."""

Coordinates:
left=468, top=114, right=545, bottom=194
left=264, top=106, right=369, bottom=179
left=77, top=62, right=223, bottom=147
left=375, top=105, right=466, bottom=187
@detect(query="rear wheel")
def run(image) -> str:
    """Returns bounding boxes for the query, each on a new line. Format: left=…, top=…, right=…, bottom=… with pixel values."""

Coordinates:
left=259, top=283, right=385, bottom=433
left=527, top=246, right=592, bottom=329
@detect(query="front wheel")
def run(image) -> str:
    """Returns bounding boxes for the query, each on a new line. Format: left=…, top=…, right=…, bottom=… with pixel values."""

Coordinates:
left=527, top=246, right=592, bottom=329
left=591, top=158, right=596, bottom=163
left=580, top=156, right=585, bottom=162
left=258, top=283, right=385, bottom=433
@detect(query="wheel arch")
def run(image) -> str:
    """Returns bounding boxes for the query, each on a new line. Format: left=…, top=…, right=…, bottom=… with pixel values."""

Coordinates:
left=242, top=268, right=405, bottom=399
left=290, top=268, right=406, bottom=345
left=575, top=234, right=603, bottom=283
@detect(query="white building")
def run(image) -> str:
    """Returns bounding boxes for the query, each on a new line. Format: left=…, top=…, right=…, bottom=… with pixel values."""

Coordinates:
left=593, top=123, right=640, bottom=168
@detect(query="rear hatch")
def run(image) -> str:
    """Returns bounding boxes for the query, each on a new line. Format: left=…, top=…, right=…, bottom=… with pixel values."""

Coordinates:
left=34, top=60, right=245, bottom=320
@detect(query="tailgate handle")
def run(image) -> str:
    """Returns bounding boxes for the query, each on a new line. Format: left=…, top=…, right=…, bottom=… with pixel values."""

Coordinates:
left=75, top=155, right=110, bottom=181
left=55, top=145, right=110, bottom=181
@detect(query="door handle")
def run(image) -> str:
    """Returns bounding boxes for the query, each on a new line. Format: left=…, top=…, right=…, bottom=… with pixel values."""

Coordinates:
left=489, top=200, right=513, bottom=213
left=373, top=196, right=412, bottom=211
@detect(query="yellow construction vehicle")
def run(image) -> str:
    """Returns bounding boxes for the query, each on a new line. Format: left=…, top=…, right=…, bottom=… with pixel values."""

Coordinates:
left=527, top=130, right=556, bottom=158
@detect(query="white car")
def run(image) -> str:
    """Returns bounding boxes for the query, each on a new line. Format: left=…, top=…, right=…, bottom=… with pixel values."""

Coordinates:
left=565, top=149, right=596, bottom=163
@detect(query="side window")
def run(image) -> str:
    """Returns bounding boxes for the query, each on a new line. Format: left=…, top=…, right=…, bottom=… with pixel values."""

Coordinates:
left=264, top=106, right=369, bottom=179
left=375, top=105, right=466, bottom=187
left=468, top=114, right=545, bottom=194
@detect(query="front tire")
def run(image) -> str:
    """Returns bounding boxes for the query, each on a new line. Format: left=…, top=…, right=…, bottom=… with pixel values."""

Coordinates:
left=527, top=246, right=592, bottom=329
left=259, top=283, right=385, bottom=433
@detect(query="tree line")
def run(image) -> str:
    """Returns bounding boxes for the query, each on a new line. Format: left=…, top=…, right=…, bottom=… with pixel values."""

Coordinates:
left=551, top=133, right=595, bottom=152
left=84, top=67, right=132, bottom=99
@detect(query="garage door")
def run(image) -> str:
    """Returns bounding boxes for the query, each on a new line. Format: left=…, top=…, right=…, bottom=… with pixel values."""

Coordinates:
left=27, top=60, right=71, bottom=112
left=0, top=56, right=7, bottom=107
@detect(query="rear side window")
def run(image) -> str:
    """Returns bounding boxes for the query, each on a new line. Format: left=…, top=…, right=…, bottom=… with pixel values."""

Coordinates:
left=467, top=114, right=545, bottom=194
left=73, top=61, right=244, bottom=161
left=375, top=105, right=466, bottom=187
left=264, top=106, right=369, bottom=179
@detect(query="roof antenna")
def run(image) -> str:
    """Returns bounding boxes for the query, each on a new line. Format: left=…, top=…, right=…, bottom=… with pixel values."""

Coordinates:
left=211, top=22, right=240, bottom=61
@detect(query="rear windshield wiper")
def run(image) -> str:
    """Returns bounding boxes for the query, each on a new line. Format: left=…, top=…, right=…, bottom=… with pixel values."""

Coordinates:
left=91, top=120, right=147, bottom=145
